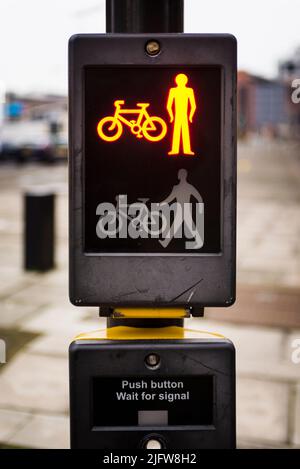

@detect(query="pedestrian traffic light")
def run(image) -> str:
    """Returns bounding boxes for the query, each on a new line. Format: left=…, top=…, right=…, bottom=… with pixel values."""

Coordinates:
left=69, top=34, right=237, bottom=312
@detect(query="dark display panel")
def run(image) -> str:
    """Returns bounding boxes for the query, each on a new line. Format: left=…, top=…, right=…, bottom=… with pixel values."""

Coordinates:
left=84, top=66, right=222, bottom=254
left=93, top=376, right=214, bottom=427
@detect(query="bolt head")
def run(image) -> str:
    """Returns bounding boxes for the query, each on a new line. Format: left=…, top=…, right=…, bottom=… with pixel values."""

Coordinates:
left=145, top=353, right=160, bottom=369
left=145, top=40, right=161, bottom=56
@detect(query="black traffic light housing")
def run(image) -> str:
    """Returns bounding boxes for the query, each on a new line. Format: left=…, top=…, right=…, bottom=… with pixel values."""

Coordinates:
left=69, top=34, right=237, bottom=313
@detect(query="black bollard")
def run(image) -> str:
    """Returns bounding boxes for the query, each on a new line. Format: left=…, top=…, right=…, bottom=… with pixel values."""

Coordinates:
left=24, top=189, right=55, bottom=271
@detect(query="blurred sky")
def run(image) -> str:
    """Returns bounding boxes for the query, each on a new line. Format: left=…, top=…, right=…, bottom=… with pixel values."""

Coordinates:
left=0, top=0, right=299, bottom=95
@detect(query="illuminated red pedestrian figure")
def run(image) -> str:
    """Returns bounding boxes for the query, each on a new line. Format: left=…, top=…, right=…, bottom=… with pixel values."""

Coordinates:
left=167, top=73, right=197, bottom=155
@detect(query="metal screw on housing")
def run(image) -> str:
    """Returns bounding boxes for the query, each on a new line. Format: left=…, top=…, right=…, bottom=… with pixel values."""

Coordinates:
left=146, top=40, right=161, bottom=56
left=145, top=353, right=161, bottom=369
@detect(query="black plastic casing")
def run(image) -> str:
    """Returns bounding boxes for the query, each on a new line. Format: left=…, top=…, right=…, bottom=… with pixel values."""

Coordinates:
left=69, top=339, right=236, bottom=449
left=69, top=34, right=237, bottom=311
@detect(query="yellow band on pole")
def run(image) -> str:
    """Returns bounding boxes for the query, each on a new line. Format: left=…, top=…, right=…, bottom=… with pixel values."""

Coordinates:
left=112, top=308, right=189, bottom=319
left=73, top=326, right=225, bottom=341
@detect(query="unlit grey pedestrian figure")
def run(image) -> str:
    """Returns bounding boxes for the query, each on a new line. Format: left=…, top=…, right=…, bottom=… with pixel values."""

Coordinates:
left=159, top=169, right=203, bottom=248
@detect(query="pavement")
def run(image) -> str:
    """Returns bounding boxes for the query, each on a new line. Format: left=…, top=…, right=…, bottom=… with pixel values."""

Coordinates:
left=0, top=138, right=299, bottom=448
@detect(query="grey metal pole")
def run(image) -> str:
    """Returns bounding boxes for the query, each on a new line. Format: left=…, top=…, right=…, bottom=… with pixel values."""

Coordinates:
left=105, top=0, right=185, bottom=328
left=106, top=0, right=184, bottom=34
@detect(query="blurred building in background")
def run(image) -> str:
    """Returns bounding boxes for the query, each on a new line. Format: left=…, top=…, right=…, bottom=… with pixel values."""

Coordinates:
left=238, top=72, right=289, bottom=139
left=4, top=93, right=67, bottom=123
left=238, top=46, right=300, bottom=140
left=279, top=47, right=300, bottom=138
left=0, top=93, right=67, bottom=162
